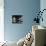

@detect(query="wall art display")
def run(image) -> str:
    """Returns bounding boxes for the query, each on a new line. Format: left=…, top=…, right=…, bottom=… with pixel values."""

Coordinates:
left=12, top=15, right=23, bottom=24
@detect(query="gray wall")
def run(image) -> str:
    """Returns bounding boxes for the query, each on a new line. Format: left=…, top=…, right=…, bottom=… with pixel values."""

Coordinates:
left=40, top=0, right=46, bottom=27
left=40, top=0, right=46, bottom=45
left=4, top=0, right=40, bottom=42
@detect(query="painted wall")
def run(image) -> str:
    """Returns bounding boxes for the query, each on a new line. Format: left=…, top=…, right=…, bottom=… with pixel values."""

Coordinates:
left=40, top=0, right=46, bottom=27
left=4, top=0, right=40, bottom=42
left=40, top=0, right=46, bottom=45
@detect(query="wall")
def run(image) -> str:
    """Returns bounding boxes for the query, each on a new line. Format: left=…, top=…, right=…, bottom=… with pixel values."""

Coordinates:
left=4, top=0, right=40, bottom=42
left=40, top=0, right=46, bottom=45
left=40, top=0, right=46, bottom=26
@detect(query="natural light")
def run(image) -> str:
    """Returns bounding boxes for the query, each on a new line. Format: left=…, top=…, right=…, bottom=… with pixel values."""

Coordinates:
left=0, top=9, right=4, bottom=42
left=0, top=0, right=4, bottom=43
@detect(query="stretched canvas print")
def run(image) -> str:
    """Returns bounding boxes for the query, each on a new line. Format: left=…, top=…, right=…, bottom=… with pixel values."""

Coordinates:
left=0, top=0, right=46, bottom=46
